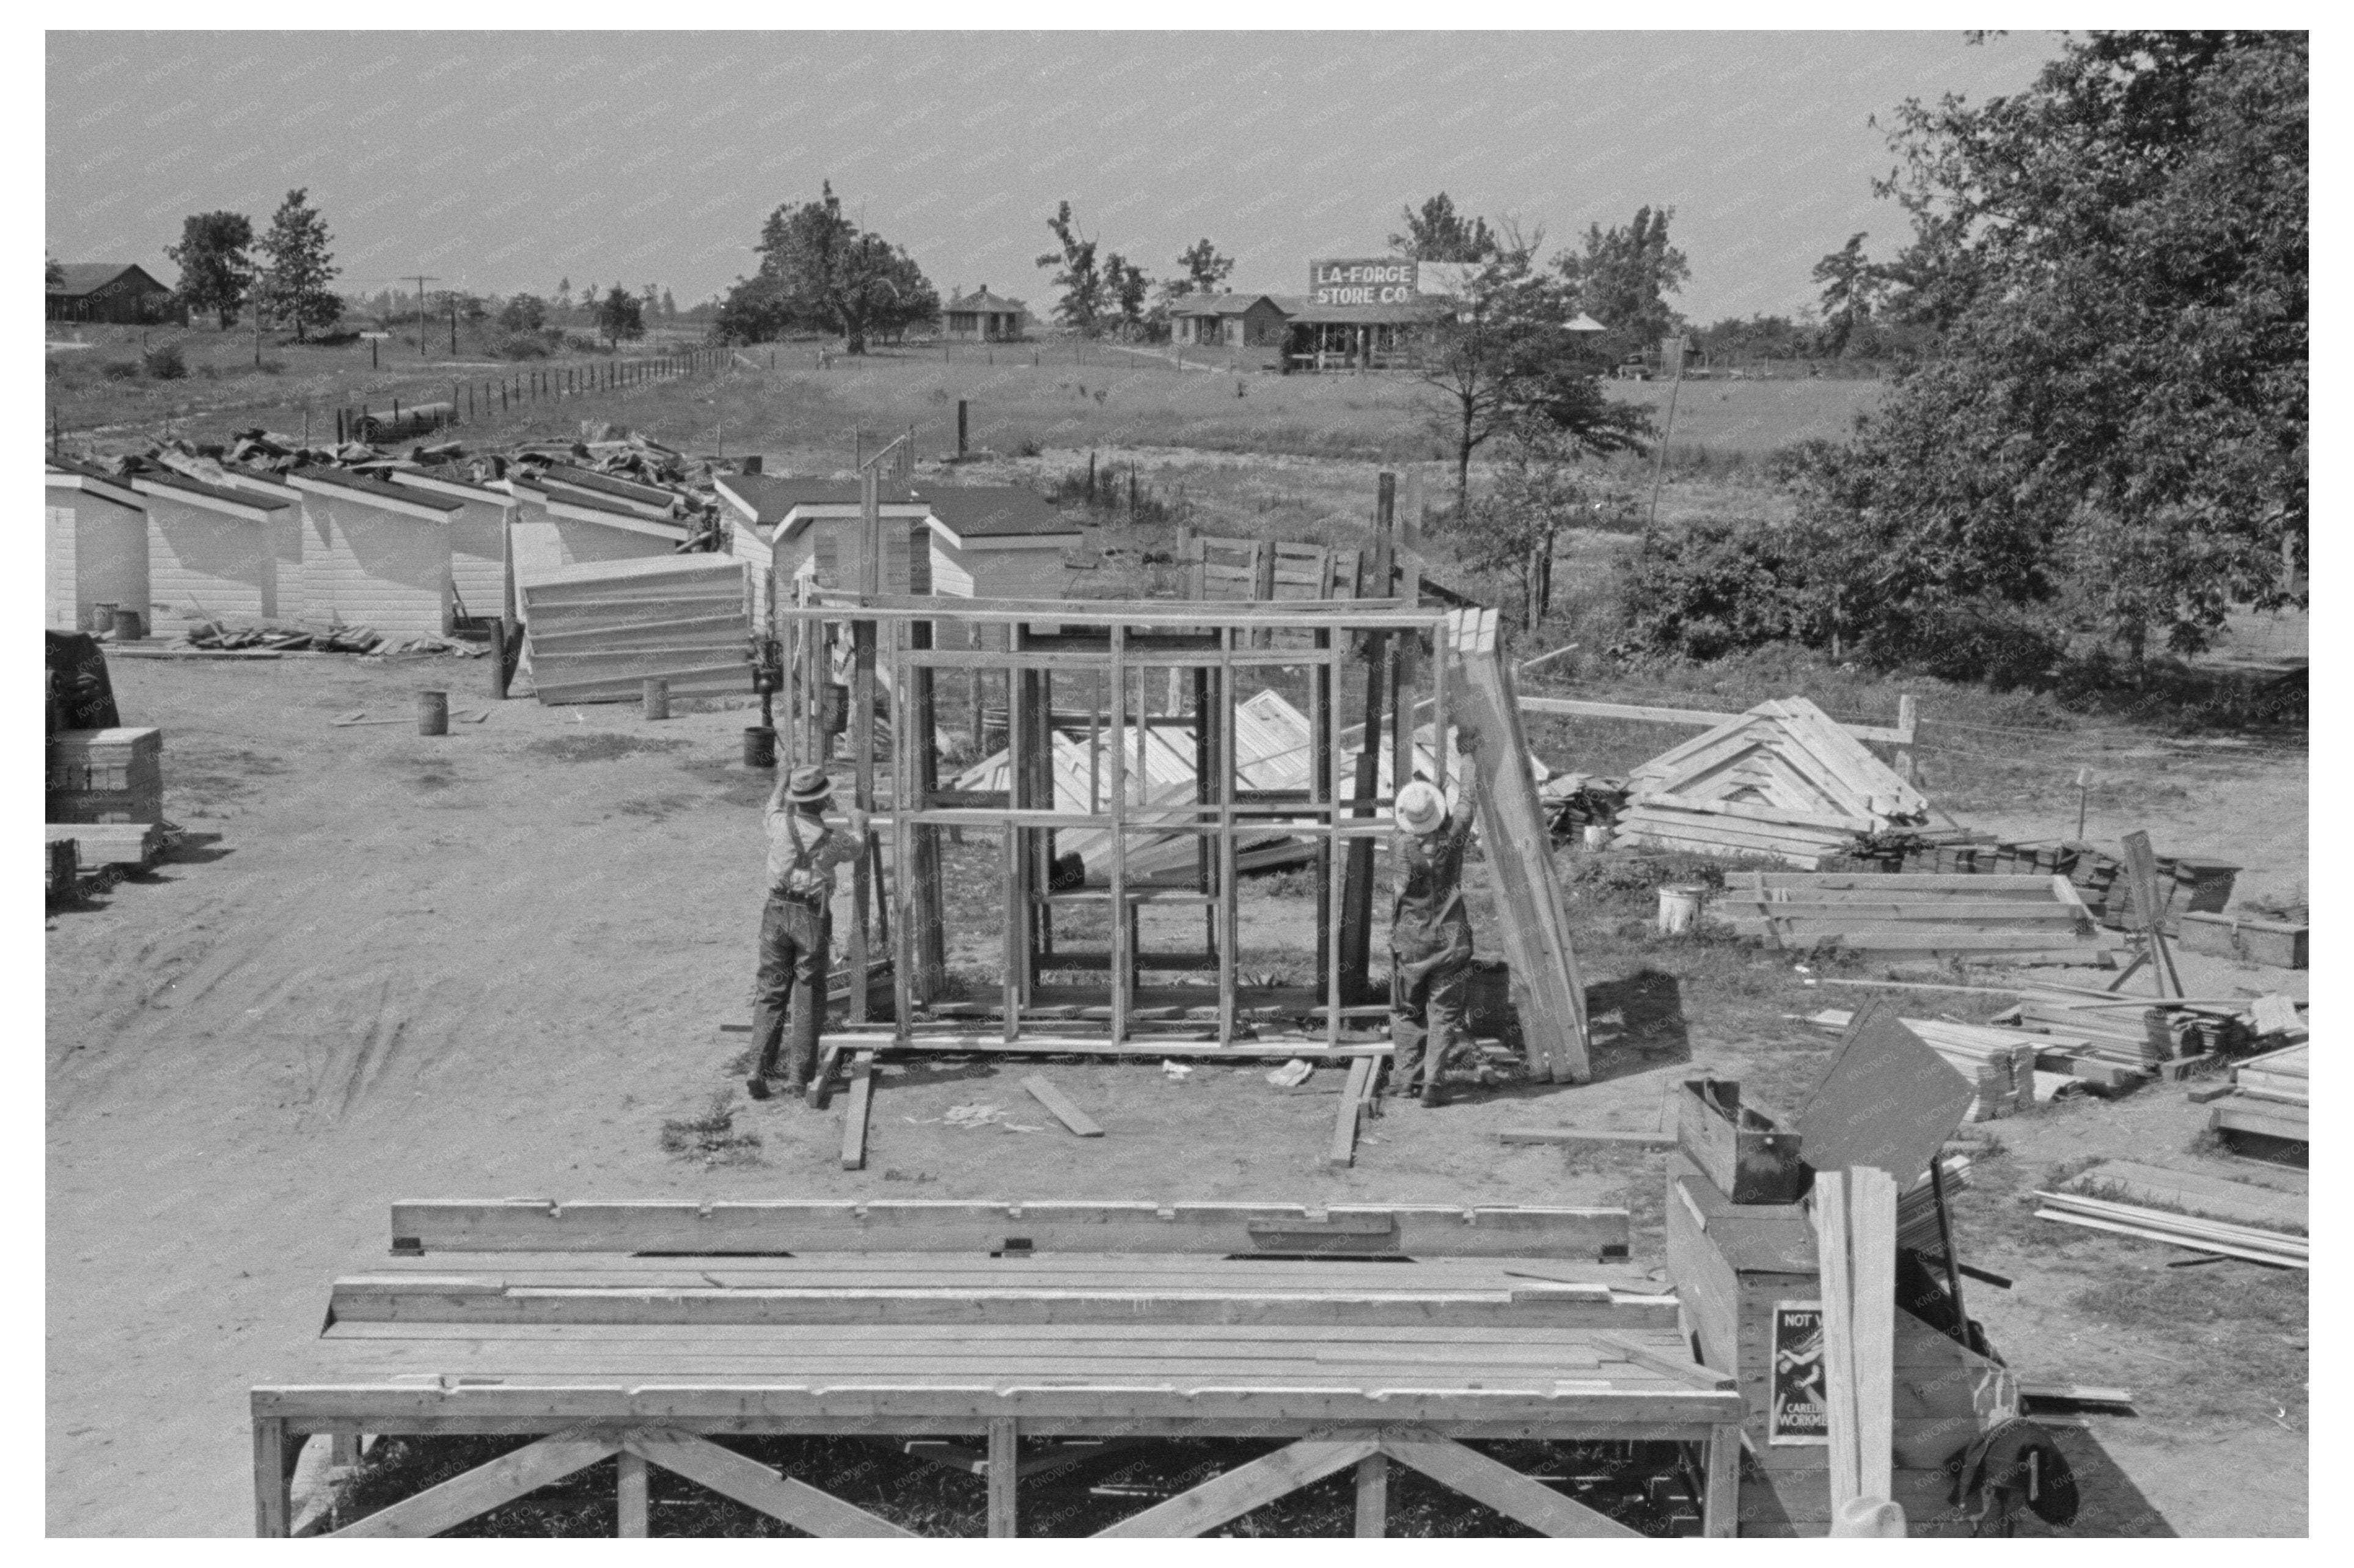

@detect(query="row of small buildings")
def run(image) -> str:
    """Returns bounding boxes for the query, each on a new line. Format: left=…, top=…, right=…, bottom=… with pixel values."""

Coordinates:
left=45, top=455, right=1080, bottom=646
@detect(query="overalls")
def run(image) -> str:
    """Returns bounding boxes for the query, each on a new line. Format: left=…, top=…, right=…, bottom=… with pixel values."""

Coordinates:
left=1388, top=815, right=1475, bottom=1094
left=749, top=813, right=838, bottom=1088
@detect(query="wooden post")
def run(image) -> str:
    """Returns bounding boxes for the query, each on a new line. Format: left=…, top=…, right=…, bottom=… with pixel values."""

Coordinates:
left=1393, top=467, right=1423, bottom=793
left=253, top=1416, right=290, bottom=1537
left=1353, top=1452, right=1388, bottom=1537
left=617, top=1449, right=648, bottom=1537
left=1701, top=1423, right=1741, bottom=1537
left=849, top=467, right=880, bottom=1022
left=987, top=1418, right=1019, bottom=1537
left=1109, top=625, right=1128, bottom=1044
left=1812, top=1170, right=1861, bottom=1517
left=1338, top=473, right=1396, bottom=1003
left=1894, top=694, right=1918, bottom=785
left=957, top=398, right=969, bottom=455
left=910, top=617, right=946, bottom=997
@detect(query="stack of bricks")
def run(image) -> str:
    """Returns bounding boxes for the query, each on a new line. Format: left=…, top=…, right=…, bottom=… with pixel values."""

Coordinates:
left=46, top=727, right=163, bottom=826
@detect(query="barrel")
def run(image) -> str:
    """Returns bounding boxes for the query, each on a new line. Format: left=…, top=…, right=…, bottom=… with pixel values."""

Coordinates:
left=743, top=725, right=779, bottom=769
left=1656, top=884, right=1706, bottom=936
left=417, top=690, right=449, bottom=736
left=111, top=607, right=144, bottom=642
left=89, top=602, right=119, bottom=634
left=642, top=678, right=670, bottom=721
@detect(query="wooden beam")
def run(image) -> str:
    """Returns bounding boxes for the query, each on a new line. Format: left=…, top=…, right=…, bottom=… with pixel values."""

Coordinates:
left=254, top=1416, right=290, bottom=1537
left=1377, top=1431, right=1641, bottom=1538
left=624, top=1427, right=914, bottom=1537
left=1701, top=1423, right=1740, bottom=1537
left=840, top=1050, right=875, bottom=1171
left=616, top=1449, right=648, bottom=1537
left=988, top=1418, right=1019, bottom=1537
left=1810, top=1170, right=1861, bottom=1517
left=1328, top=1054, right=1375, bottom=1168
left=1092, top=1432, right=1382, bottom=1537
left=1495, top=1128, right=1676, bottom=1149
left=1022, top=1075, right=1102, bottom=1137
left=330, top=1432, right=620, bottom=1537
left=1354, top=1452, right=1388, bottom=1537
left=1847, top=1168, right=1897, bottom=1505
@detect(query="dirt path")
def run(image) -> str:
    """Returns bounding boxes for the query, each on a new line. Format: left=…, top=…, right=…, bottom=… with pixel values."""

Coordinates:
left=46, top=656, right=2306, bottom=1535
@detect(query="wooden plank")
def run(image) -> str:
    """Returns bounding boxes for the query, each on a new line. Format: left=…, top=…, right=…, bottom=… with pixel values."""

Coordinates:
left=1021, top=1076, right=1102, bottom=1137
left=1092, top=1432, right=1381, bottom=1537
left=1590, top=1331, right=1735, bottom=1390
left=1638, top=790, right=1877, bottom=834
left=840, top=1051, right=876, bottom=1171
left=1328, top=1055, right=1374, bottom=1168
left=1703, top=1423, right=1740, bottom=1537
left=625, top=1427, right=914, bottom=1537
left=1811, top=1171, right=1860, bottom=1517
left=254, top=1416, right=290, bottom=1537
left=1763, top=873, right=2056, bottom=892
left=1847, top=1168, right=1898, bottom=1505
left=1354, top=1451, right=1388, bottom=1537
left=988, top=1418, right=1018, bottom=1537
left=1495, top=1129, right=1676, bottom=1149
left=616, top=1449, right=648, bottom=1537
left=331, top=1432, right=620, bottom=1537
left=1379, top=1431, right=1641, bottom=1538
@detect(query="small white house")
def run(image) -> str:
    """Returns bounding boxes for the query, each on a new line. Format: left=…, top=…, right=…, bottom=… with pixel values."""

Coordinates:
left=507, top=477, right=692, bottom=614
left=45, top=459, right=148, bottom=631
left=713, top=476, right=934, bottom=631
left=389, top=466, right=515, bottom=627
left=213, top=465, right=313, bottom=620
left=285, top=468, right=462, bottom=637
left=134, top=472, right=293, bottom=623
left=923, top=487, right=1083, bottom=601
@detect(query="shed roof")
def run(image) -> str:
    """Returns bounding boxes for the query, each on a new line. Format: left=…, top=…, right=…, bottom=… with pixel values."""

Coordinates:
left=290, top=466, right=462, bottom=515
left=713, top=474, right=922, bottom=526
left=944, top=287, right=1027, bottom=313
left=1168, top=292, right=1288, bottom=318
left=923, top=486, right=1080, bottom=544
left=50, top=262, right=169, bottom=298
left=131, top=471, right=290, bottom=515
left=1277, top=296, right=1454, bottom=326
left=45, top=457, right=146, bottom=507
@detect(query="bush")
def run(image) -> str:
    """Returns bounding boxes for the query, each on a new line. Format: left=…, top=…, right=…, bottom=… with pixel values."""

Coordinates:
left=1612, top=518, right=1817, bottom=661
left=101, top=359, right=141, bottom=381
left=493, top=333, right=551, bottom=360
left=142, top=343, right=187, bottom=379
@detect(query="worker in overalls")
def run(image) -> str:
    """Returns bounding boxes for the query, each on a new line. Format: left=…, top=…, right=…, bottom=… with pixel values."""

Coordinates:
left=746, top=765, right=868, bottom=1102
left=1384, top=764, right=1481, bottom=1107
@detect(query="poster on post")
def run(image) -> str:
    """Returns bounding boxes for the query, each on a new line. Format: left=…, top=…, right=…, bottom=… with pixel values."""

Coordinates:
left=1769, top=1299, right=1831, bottom=1445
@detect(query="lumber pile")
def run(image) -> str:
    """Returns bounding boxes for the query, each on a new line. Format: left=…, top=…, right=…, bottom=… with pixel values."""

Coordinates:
left=1894, top=1154, right=1971, bottom=1253
left=46, top=726, right=161, bottom=824
left=1996, top=992, right=2264, bottom=1077
left=1726, top=871, right=2118, bottom=966
left=2207, top=1041, right=2308, bottom=1147
left=1801, top=1012, right=2038, bottom=1120
left=1613, top=697, right=1926, bottom=868
left=518, top=554, right=751, bottom=705
left=45, top=821, right=165, bottom=870
left=2036, top=1160, right=2306, bottom=1268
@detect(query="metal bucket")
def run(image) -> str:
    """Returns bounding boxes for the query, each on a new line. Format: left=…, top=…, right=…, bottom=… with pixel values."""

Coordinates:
left=111, top=607, right=144, bottom=642
left=417, top=690, right=449, bottom=736
left=1581, top=824, right=1610, bottom=852
left=1657, top=884, right=1706, bottom=936
left=743, top=725, right=779, bottom=769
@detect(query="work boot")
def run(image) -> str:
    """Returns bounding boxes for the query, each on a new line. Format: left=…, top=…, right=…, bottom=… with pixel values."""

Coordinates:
left=745, top=1075, right=773, bottom=1101
left=1420, top=1080, right=1447, bottom=1108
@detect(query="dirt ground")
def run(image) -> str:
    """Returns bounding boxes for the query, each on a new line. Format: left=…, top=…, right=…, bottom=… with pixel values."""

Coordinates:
left=46, top=653, right=2307, bottom=1536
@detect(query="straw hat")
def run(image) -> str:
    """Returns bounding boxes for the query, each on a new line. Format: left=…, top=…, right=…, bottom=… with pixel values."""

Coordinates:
left=785, top=765, right=835, bottom=805
left=1395, top=780, right=1447, bottom=836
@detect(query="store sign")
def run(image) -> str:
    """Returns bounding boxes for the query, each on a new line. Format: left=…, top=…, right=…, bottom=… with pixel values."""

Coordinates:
left=1308, top=257, right=1419, bottom=307
left=1768, top=1300, right=1830, bottom=1445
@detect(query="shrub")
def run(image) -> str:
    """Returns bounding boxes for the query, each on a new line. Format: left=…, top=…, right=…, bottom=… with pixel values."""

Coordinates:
left=493, top=333, right=551, bottom=360
left=142, top=343, right=187, bottom=379
left=1612, top=518, right=1818, bottom=661
left=101, top=359, right=141, bottom=381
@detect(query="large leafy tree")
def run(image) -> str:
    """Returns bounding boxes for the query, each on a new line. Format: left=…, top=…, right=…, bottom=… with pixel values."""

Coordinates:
left=1415, top=246, right=1652, bottom=513
left=1390, top=193, right=1498, bottom=262
left=1555, top=205, right=1689, bottom=365
left=255, top=188, right=340, bottom=341
left=1162, top=236, right=1234, bottom=301
left=1035, top=201, right=1106, bottom=334
left=597, top=284, right=645, bottom=346
left=718, top=181, right=937, bottom=352
left=1813, top=30, right=2308, bottom=662
left=1102, top=252, right=1150, bottom=338
left=166, top=211, right=256, bottom=330
left=1809, top=233, right=1887, bottom=358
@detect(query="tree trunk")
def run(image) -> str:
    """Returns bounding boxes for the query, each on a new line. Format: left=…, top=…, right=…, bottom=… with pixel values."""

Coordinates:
left=1454, top=400, right=1476, bottom=518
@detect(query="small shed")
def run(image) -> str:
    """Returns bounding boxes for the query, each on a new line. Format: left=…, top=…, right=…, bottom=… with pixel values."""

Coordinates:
left=923, top=487, right=1082, bottom=601
left=713, top=477, right=933, bottom=621
left=47, top=263, right=185, bottom=325
left=287, top=468, right=461, bottom=638
left=45, top=459, right=148, bottom=631
left=941, top=285, right=1029, bottom=341
left=134, top=472, right=292, bottom=623
left=1169, top=293, right=1291, bottom=348
left=389, top=467, right=516, bottom=628
left=213, top=465, right=311, bottom=620
left=507, top=478, right=692, bottom=607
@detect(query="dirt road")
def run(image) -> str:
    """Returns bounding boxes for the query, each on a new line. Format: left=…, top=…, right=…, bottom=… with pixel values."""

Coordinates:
left=46, top=655, right=2306, bottom=1535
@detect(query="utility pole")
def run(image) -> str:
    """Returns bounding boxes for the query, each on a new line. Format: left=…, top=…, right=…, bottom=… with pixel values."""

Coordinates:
left=448, top=295, right=458, bottom=355
left=1645, top=334, right=1689, bottom=537
left=408, top=274, right=439, bottom=356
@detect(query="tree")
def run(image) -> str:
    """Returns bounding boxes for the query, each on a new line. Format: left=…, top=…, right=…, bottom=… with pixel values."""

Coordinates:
left=1443, top=428, right=1603, bottom=630
left=254, top=188, right=340, bottom=342
left=497, top=293, right=547, bottom=334
left=46, top=255, right=61, bottom=292
left=1102, top=252, right=1150, bottom=337
left=553, top=277, right=574, bottom=317
left=1811, top=29, right=2308, bottom=663
left=1035, top=200, right=1106, bottom=334
left=164, top=211, right=255, bottom=330
left=716, top=181, right=936, bottom=352
left=1555, top=205, right=1690, bottom=365
left=1809, top=233, right=1888, bottom=358
left=597, top=283, right=645, bottom=346
left=1390, top=193, right=1499, bottom=262
left=1162, top=236, right=1234, bottom=302
left=660, top=287, right=676, bottom=319
left=1415, top=252, right=1653, bottom=511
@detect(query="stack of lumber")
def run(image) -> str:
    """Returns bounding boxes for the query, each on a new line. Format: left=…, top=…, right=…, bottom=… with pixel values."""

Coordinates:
left=1613, top=697, right=1926, bottom=868
left=1894, top=1154, right=1972, bottom=1253
left=1998, top=993, right=2257, bottom=1074
left=46, top=726, right=162, bottom=824
left=1801, top=1012, right=2037, bottom=1120
left=1728, top=872, right=2116, bottom=966
left=519, top=555, right=750, bottom=705
left=45, top=821, right=164, bottom=870
left=2207, top=1041, right=2308, bottom=1146
left=2037, top=1160, right=2306, bottom=1267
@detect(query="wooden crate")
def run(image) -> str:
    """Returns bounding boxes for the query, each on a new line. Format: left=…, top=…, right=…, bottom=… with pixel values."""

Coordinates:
left=1676, top=1080, right=1810, bottom=1204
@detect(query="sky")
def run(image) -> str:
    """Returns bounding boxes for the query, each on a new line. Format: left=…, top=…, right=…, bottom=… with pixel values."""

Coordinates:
left=45, top=29, right=2061, bottom=321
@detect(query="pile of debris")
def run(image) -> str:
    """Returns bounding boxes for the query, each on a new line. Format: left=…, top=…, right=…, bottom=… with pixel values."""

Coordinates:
left=169, top=620, right=486, bottom=658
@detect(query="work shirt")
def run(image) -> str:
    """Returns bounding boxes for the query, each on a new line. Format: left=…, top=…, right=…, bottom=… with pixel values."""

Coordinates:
left=1388, top=785, right=1478, bottom=959
left=763, top=794, right=864, bottom=904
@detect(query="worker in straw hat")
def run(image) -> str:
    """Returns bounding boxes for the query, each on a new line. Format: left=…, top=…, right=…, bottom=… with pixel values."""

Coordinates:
left=746, top=764, right=869, bottom=1102
left=1384, top=752, right=1483, bottom=1107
